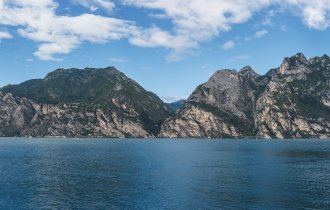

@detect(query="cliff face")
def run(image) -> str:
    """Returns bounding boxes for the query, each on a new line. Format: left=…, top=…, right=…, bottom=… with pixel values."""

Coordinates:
left=160, top=53, right=330, bottom=138
left=255, top=54, right=330, bottom=138
left=159, top=67, right=258, bottom=138
left=0, top=92, right=152, bottom=137
left=0, top=67, right=173, bottom=137
left=1, top=54, right=329, bottom=139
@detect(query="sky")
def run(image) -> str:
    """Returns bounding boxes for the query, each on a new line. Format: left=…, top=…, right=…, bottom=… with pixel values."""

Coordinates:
left=0, top=0, right=330, bottom=102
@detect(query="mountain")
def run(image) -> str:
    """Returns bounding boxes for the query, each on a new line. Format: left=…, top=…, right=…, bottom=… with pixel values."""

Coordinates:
left=1, top=54, right=329, bottom=139
left=159, top=53, right=330, bottom=139
left=167, top=100, right=186, bottom=112
left=0, top=67, right=173, bottom=137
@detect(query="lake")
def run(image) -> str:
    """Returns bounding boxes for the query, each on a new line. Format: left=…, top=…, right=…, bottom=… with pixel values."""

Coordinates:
left=0, top=138, right=329, bottom=209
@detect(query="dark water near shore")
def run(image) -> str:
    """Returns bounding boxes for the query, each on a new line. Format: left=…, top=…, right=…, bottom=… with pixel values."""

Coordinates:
left=0, top=138, right=330, bottom=209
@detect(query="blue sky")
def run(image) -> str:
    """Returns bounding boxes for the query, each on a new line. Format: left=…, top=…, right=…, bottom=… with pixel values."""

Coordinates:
left=0, top=0, right=330, bottom=102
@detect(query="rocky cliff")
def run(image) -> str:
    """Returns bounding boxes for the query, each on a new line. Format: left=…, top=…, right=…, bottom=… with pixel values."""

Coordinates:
left=1, top=54, right=329, bottom=139
left=160, top=53, right=330, bottom=138
left=0, top=67, right=173, bottom=137
left=255, top=53, right=330, bottom=138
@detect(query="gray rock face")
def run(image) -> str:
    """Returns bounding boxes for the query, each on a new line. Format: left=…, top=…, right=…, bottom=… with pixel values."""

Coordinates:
left=255, top=54, right=330, bottom=138
left=159, top=67, right=257, bottom=138
left=0, top=67, right=173, bottom=137
left=160, top=53, right=330, bottom=139
left=0, top=92, right=153, bottom=137
left=0, top=92, right=35, bottom=136
left=1, top=54, right=329, bottom=139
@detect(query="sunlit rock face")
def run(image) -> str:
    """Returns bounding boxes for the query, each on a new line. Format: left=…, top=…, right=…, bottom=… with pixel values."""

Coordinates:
left=1, top=54, right=329, bottom=139
left=160, top=53, right=330, bottom=139
left=159, top=67, right=258, bottom=138
left=0, top=67, right=173, bottom=137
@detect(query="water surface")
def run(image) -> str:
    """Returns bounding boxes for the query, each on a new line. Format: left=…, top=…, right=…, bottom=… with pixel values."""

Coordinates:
left=0, top=138, right=329, bottom=209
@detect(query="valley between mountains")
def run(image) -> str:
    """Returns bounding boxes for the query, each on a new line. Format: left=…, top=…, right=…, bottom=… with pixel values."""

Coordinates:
left=1, top=53, right=329, bottom=138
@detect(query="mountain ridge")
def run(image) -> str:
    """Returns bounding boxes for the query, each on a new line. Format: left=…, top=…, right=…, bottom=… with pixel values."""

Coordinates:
left=0, top=67, right=173, bottom=137
left=0, top=53, right=329, bottom=138
left=167, top=100, right=186, bottom=112
left=160, top=53, right=330, bottom=139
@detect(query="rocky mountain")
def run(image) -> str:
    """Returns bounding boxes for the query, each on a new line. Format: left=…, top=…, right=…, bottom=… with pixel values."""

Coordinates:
left=160, top=53, right=330, bottom=139
left=167, top=100, right=186, bottom=112
left=0, top=67, right=173, bottom=137
left=1, top=53, right=329, bottom=139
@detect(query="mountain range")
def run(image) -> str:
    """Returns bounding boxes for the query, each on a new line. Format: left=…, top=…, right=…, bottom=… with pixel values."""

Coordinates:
left=0, top=53, right=329, bottom=138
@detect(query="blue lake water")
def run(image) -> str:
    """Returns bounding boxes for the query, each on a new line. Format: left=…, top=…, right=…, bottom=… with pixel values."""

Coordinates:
left=0, top=138, right=330, bottom=209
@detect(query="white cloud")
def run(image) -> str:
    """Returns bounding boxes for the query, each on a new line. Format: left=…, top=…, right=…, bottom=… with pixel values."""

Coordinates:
left=72, top=0, right=115, bottom=12
left=1, top=0, right=330, bottom=61
left=95, top=0, right=115, bottom=10
left=0, top=0, right=136, bottom=60
left=129, top=26, right=197, bottom=50
left=0, top=31, right=12, bottom=39
left=123, top=0, right=330, bottom=55
left=285, top=0, right=330, bottom=30
left=129, top=26, right=198, bottom=62
left=255, top=30, right=268, bottom=38
left=222, top=40, right=235, bottom=50
left=123, top=0, right=272, bottom=51
left=244, top=29, right=268, bottom=41
left=261, top=9, right=276, bottom=26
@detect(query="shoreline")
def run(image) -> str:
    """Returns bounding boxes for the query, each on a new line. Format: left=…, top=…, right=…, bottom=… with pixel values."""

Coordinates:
left=0, top=137, right=329, bottom=140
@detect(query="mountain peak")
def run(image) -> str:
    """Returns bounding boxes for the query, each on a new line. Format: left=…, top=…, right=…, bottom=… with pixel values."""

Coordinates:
left=309, top=54, right=330, bottom=65
left=44, top=66, right=121, bottom=81
left=240, top=66, right=253, bottom=72
left=278, top=53, right=309, bottom=74
left=322, top=54, right=330, bottom=59
left=287, top=53, right=308, bottom=64
left=160, top=53, right=330, bottom=139
left=295, top=52, right=306, bottom=59
left=0, top=66, right=173, bottom=137
left=239, top=66, right=259, bottom=79
left=211, top=69, right=237, bottom=78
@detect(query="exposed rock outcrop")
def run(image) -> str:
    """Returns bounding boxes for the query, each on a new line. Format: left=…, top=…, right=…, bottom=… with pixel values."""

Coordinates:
left=159, top=67, right=257, bottom=138
left=1, top=54, right=329, bottom=139
left=255, top=54, right=330, bottom=138
left=160, top=53, right=330, bottom=139
left=0, top=67, right=173, bottom=137
left=0, top=92, right=152, bottom=137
